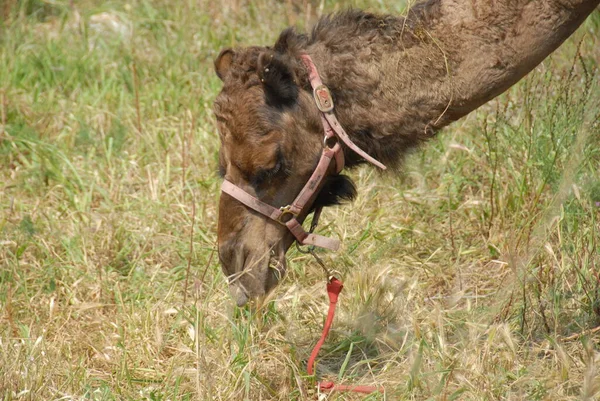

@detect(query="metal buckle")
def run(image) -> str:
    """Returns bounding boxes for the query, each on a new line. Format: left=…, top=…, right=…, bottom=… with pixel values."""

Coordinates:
left=313, top=85, right=334, bottom=113
left=277, top=205, right=297, bottom=224
left=324, top=136, right=338, bottom=149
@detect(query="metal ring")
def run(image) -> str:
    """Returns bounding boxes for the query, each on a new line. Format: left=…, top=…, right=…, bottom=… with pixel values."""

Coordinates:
left=277, top=205, right=297, bottom=224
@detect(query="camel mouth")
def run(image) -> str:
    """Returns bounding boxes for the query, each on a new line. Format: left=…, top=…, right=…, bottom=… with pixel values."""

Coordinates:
left=227, top=249, right=287, bottom=307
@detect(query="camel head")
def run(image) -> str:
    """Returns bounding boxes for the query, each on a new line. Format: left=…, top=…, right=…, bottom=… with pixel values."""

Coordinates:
left=213, top=0, right=600, bottom=306
left=213, top=45, right=356, bottom=306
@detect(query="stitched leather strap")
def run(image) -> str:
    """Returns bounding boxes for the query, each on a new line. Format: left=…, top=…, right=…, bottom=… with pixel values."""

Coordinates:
left=288, top=143, right=340, bottom=215
left=320, top=115, right=345, bottom=173
left=322, top=111, right=386, bottom=170
left=285, top=219, right=340, bottom=251
left=221, top=180, right=282, bottom=220
left=301, top=54, right=386, bottom=171
left=221, top=180, right=340, bottom=251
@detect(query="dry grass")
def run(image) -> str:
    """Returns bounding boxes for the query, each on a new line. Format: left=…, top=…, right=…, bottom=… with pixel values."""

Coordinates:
left=1, top=1, right=599, bottom=400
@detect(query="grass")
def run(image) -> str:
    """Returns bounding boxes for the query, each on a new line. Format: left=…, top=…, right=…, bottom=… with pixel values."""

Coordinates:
left=0, top=0, right=599, bottom=399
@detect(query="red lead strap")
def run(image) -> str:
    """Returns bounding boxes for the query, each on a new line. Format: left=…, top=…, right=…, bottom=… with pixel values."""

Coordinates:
left=307, top=278, right=384, bottom=395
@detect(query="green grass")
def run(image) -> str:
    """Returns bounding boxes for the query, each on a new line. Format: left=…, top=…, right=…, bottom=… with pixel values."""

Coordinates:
left=1, top=1, right=599, bottom=400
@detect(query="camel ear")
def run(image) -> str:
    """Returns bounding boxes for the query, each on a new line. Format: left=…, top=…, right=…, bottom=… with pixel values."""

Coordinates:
left=257, top=51, right=298, bottom=108
left=215, top=48, right=234, bottom=81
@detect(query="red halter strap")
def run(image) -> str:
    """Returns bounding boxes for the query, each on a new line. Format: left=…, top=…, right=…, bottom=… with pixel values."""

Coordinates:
left=220, top=54, right=385, bottom=251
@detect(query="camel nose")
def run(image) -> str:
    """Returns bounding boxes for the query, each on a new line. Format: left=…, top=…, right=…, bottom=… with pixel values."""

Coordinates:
left=218, top=240, right=271, bottom=305
left=219, top=245, right=251, bottom=307
left=217, top=240, right=238, bottom=276
left=218, top=241, right=247, bottom=291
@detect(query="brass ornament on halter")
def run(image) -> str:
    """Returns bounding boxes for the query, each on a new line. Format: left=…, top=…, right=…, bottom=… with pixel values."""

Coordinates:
left=313, top=85, right=334, bottom=112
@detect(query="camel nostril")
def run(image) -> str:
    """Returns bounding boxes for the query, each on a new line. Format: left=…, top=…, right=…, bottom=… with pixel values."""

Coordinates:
left=267, top=251, right=287, bottom=293
left=269, top=264, right=282, bottom=283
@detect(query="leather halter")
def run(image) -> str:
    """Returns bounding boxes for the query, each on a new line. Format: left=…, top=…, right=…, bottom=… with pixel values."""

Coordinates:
left=220, top=54, right=386, bottom=251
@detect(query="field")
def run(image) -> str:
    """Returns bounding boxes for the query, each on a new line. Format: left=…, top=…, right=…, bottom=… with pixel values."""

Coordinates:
left=1, top=1, right=600, bottom=400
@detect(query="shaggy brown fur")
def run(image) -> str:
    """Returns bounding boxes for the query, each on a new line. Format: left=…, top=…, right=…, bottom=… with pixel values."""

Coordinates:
left=214, top=0, right=599, bottom=306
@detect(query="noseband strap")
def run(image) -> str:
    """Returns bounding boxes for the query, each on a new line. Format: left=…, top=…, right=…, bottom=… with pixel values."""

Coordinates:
left=220, top=54, right=386, bottom=251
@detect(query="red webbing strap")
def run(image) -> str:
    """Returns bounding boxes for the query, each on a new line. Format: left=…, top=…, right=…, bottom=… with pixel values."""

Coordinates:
left=306, top=278, right=343, bottom=376
left=307, top=278, right=384, bottom=395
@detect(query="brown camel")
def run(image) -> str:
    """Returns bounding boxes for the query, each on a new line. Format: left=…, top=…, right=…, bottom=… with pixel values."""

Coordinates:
left=213, top=0, right=600, bottom=306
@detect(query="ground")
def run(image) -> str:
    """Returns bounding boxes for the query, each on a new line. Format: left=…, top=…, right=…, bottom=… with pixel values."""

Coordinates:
left=1, top=0, right=599, bottom=400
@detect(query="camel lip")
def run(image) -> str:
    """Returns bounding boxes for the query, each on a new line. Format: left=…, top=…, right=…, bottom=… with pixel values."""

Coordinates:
left=227, top=248, right=287, bottom=307
left=229, top=282, right=250, bottom=307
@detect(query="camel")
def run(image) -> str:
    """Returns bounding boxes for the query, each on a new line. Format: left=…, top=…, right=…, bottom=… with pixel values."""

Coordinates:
left=213, top=0, right=600, bottom=306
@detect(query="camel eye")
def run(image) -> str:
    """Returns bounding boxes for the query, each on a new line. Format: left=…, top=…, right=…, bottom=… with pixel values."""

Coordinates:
left=271, top=160, right=282, bottom=175
left=252, top=160, right=283, bottom=187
